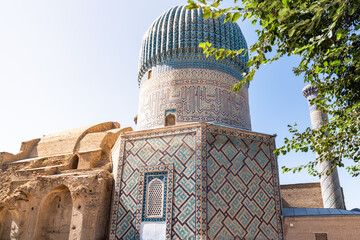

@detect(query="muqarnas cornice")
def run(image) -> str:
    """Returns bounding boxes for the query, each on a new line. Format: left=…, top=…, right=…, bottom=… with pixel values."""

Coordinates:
left=302, top=84, right=319, bottom=99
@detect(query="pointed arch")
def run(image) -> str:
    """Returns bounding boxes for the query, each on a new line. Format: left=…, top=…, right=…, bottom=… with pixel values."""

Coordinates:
left=69, top=154, right=79, bottom=169
left=35, top=185, right=73, bottom=239
left=0, top=206, right=20, bottom=240
left=146, top=178, right=165, bottom=218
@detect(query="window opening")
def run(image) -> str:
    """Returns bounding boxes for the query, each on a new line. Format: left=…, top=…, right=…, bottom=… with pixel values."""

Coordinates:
left=142, top=171, right=168, bottom=222
left=315, top=233, right=328, bottom=240
left=70, top=155, right=79, bottom=169
left=146, top=178, right=164, bottom=218
left=165, top=113, right=176, bottom=126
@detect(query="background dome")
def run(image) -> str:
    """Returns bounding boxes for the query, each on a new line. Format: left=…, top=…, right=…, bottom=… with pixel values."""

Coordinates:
left=138, top=5, right=249, bottom=83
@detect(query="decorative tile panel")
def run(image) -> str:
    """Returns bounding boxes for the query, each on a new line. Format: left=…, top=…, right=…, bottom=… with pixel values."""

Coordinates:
left=134, top=164, right=174, bottom=239
left=206, top=126, right=283, bottom=239
left=109, top=125, right=207, bottom=240
left=137, top=68, right=251, bottom=131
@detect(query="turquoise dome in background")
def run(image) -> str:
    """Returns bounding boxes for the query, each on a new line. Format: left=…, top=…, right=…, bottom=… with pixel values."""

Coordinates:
left=137, top=5, right=249, bottom=84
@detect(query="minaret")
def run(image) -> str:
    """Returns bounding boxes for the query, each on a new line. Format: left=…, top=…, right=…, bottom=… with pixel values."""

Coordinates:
left=302, top=84, right=345, bottom=209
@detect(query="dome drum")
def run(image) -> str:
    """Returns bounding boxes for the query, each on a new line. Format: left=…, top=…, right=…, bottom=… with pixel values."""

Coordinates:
left=137, top=66, right=251, bottom=130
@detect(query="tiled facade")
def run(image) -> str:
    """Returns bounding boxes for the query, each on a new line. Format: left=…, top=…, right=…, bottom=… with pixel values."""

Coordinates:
left=110, top=125, right=203, bottom=240
left=137, top=68, right=251, bottom=131
left=109, top=123, right=283, bottom=240
left=206, top=126, right=282, bottom=239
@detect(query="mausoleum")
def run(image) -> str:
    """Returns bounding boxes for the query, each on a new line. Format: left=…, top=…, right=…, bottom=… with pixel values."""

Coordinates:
left=109, top=5, right=283, bottom=240
left=1, top=4, right=359, bottom=240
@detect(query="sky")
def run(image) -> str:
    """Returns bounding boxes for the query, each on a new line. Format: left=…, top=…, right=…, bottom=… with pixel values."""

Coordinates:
left=0, top=0, right=358, bottom=209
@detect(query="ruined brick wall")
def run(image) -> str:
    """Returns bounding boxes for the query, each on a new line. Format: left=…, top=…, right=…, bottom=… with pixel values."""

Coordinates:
left=0, top=122, right=131, bottom=240
left=0, top=171, right=113, bottom=240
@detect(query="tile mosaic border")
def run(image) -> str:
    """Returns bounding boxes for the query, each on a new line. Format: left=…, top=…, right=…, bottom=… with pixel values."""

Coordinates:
left=269, top=137, right=284, bottom=239
left=206, top=124, right=273, bottom=142
left=109, top=132, right=127, bottom=240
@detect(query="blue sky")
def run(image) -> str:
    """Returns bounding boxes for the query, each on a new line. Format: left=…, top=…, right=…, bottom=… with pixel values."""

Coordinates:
left=0, top=0, right=358, bottom=209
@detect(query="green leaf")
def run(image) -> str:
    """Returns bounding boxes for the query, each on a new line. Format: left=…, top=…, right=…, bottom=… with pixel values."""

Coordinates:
left=212, top=1, right=220, bottom=8
left=282, top=0, right=289, bottom=8
left=225, top=12, right=232, bottom=23
left=252, top=19, right=257, bottom=26
left=193, top=0, right=360, bottom=178
left=203, top=8, right=212, bottom=18
left=213, top=11, right=221, bottom=19
left=289, top=29, right=295, bottom=37
left=278, top=8, right=290, bottom=20
left=232, top=12, right=241, bottom=22
left=187, top=3, right=200, bottom=10
left=336, top=31, right=342, bottom=40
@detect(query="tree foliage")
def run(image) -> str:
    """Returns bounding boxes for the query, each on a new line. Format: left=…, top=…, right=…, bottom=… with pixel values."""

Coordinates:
left=187, top=0, right=360, bottom=177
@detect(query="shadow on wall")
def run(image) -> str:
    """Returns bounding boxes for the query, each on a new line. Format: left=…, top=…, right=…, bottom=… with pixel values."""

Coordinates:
left=34, top=185, right=73, bottom=240
left=0, top=207, right=20, bottom=240
left=70, top=155, right=79, bottom=170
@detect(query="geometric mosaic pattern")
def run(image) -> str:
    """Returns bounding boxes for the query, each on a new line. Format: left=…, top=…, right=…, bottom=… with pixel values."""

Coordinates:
left=206, top=127, right=283, bottom=239
left=109, top=123, right=283, bottom=240
left=109, top=126, right=203, bottom=240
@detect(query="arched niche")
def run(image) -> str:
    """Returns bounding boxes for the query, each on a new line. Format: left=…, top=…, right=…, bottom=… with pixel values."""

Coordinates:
left=70, top=155, right=79, bottom=169
left=146, top=178, right=164, bottom=218
left=0, top=207, right=20, bottom=240
left=35, top=185, right=73, bottom=240
left=165, top=113, right=176, bottom=127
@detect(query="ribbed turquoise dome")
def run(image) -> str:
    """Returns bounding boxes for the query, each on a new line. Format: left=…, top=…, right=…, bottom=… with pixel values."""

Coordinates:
left=138, top=5, right=249, bottom=83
